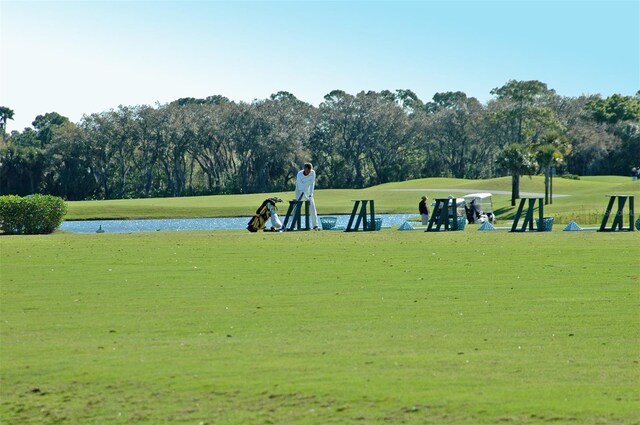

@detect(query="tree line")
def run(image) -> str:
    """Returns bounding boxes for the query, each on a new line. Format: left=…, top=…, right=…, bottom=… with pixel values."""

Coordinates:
left=1, top=80, right=638, bottom=203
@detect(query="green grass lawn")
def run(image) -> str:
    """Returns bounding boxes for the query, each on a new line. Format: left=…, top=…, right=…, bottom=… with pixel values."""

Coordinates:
left=1, top=229, right=639, bottom=424
left=64, top=176, right=640, bottom=225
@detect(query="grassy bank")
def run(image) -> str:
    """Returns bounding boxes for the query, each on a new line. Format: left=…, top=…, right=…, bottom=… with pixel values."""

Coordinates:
left=64, top=176, right=640, bottom=225
left=1, top=230, right=638, bottom=424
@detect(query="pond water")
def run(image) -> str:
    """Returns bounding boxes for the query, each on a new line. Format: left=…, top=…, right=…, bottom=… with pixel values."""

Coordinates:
left=60, top=214, right=416, bottom=234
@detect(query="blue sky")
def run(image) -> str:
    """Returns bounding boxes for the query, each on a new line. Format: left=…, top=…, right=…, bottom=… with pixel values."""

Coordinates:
left=1, top=0, right=638, bottom=132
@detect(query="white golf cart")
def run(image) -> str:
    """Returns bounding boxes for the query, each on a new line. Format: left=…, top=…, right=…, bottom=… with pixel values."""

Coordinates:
left=462, top=192, right=495, bottom=224
left=429, top=193, right=495, bottom=225
left=430, top=196, right=467, bottom=220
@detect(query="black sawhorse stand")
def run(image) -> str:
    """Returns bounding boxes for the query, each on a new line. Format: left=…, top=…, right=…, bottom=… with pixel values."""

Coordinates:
left=345, top=200, right=376, bottom=232
left=599, top=195, right=635, bottom=232
left=426, top=198, right=460, bottom=231
left=282, top=200, right=310, bottom=231
left=510, top=198, right=544, bottom=232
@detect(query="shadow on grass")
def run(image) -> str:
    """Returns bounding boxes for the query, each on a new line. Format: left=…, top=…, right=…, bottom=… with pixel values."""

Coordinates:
left=494, top=206, right=517, bottom=220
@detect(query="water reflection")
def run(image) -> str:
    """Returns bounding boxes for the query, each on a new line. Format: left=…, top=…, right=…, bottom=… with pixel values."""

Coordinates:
left=60, top=214, right=416, bottom=234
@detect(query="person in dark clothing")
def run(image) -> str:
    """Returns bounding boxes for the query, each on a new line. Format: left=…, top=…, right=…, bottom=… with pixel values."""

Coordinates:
left=419, top=195, right=430, bottom=225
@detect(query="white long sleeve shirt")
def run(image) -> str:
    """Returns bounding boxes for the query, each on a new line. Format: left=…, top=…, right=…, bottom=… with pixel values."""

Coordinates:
left=295, top=169, right=316, bottom=200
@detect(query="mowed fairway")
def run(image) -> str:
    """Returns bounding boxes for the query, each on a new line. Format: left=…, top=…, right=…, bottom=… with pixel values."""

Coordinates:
left=1, top=229, right=638, bottom=424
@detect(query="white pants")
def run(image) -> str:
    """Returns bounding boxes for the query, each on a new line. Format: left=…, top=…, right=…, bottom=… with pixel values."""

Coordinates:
left=421, top=214, right=429, bottom=225
left=295, top=192, right=318, bottom=229
left=307, top=197, right=318, bottom=228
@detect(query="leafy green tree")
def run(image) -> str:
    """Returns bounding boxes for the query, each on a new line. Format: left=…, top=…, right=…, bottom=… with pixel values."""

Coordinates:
left=81, top=106, right=139, bottom=198
left=159, top=103, right=199, bottom=196
left=586, top=94, right=640, bottom=124
left=32, top=112, right=70, bottom=148
left=0, top=145, right=46, bottom=195
left=536, top=144, right=557, bottom=205
left=227, top=102, right=272, bottom=193
left=533, top=132, right=571, bottom=204
left=170, top=95, right=230, bottom=107
left=423, top=91, right=495, bottom=178
left=490, top=80, right=557, bottom=143
left=135, top=105, right=169, bottom=197
left=0, top=106, right=15, bottom=141
left=425, top=91, right=468, bottom=114
left=225, top=93, right=314, bottom=194
left=586, top=94, right=640, bottom=175
left=263, top=91, right=315, bottom=190
left=313, top=90, right=419, bottom=188
left=111, top=106, right=138, bottom=198
left=191, top=104, right=233, bottom=193
left=495, top=143, right=538, bottom=206
left=394, top=89, right=424, bottom=115
left=489, top=80, right=563, bottom=204
left=548, top=95, right=604, bottom=175
left=80, top=112, right=117, bottom=199
left=2, top=87, right=632, bottom=202
left=362, top=91, right=416, bottom=184
left=42, top=120, right=97, bottom=200
left=314, top=90, right=368, bottom=188
left=9, top=128, right=40, bottom=148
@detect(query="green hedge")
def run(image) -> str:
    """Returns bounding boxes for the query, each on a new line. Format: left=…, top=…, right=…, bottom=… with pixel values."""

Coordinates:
left=0, top=195, right=67, bottom=235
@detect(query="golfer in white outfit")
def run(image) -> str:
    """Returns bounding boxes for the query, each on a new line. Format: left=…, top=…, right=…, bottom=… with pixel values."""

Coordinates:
left=295, top=162, right=319, bottom=230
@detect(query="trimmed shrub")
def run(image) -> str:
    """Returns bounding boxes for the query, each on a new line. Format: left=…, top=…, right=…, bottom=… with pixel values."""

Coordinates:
left=0, top=195, right=67, bottom=235
left=559, top=173, right=581, bottom=180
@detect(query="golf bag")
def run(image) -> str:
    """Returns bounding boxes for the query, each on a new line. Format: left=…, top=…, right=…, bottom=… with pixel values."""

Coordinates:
left=247, top=197, right=283, bottom=232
